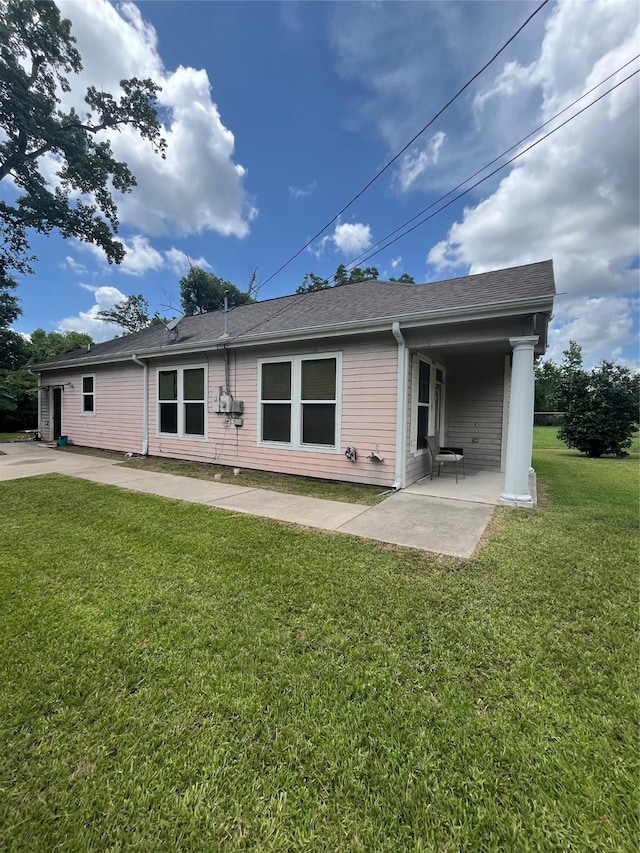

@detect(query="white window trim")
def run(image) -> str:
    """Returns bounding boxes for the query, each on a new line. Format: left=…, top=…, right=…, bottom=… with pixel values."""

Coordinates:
left=81, top=373, right=96, bottom=416
left=410, top=357, right=446, bottom=456
left=257, top=352, right=342, bottom=454
left=156, top=363, right=208, bottom=441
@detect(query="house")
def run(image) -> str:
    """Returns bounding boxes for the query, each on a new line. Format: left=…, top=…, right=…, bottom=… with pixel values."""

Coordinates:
left=32, top=260, right=555, bottom=506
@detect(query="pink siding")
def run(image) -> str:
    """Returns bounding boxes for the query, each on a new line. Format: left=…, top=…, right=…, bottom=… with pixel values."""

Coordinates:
left=148, top=339, right=399, bottom=487
left=39, top=363, right=145, bottom=452
left=41, top=337, right=399, bottom=487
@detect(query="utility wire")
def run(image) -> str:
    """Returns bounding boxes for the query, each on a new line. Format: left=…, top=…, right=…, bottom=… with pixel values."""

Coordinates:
left=345, top=69, right=639, bottom=270
left=260, top=0, right=551, bottom=289
left=345, top=55, right=640, bottom=271
left=235, top=68, right=637, bottom=343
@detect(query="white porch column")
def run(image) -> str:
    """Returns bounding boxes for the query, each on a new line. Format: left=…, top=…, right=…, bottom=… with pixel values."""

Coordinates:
left=500, top=336, right=538, bottom=507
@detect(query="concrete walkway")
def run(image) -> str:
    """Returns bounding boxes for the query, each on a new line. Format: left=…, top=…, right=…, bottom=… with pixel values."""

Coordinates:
left=0, top=442, right=495, bottom=558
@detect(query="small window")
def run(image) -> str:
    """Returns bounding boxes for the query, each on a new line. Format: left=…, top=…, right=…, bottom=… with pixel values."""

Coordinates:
left=157, top=365, right=206, bottom=439
left=82, top=375, right=95, bottom=414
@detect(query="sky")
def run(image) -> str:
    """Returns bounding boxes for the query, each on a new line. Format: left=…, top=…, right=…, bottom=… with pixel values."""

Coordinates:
left=5, top=0, right=639, bottom=369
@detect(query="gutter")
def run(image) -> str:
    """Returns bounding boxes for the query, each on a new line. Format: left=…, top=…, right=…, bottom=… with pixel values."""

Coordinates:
left=131, top=355, right=149, bottom=455
left=392, top=322, right=407, bottom=491
left=33, top=295, right=555, bottom=372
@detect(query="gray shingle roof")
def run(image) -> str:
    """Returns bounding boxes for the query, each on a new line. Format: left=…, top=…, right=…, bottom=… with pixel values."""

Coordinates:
left=35, top=260, right=555, bottom=369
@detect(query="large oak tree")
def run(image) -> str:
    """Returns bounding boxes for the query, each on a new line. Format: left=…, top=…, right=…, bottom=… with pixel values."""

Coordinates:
left=0, top=0, right=166, bottom=285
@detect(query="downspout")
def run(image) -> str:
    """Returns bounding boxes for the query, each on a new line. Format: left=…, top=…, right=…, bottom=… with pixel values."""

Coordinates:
left=131, top=355, right=149, bottom=456
left=28, top=368, right=41, bottom=438
left=392, top=322, right=407, bottom=490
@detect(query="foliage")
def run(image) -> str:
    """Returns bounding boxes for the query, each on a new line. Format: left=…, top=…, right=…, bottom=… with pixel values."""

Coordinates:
left=389, top=273, right=415, bottom=283
left=97, top=293, right=167, bottom=334
left=555, top=341, right=639, bottom=458
left=296, top=264, right=379, bottom=294
left=0, top=0, right=166, bottom=282
left=179, top=267, right=254, bottom=316
left=534, top=359, right=561, bottom=412
left=0, top=451, right=637, bottom=850
left=0, top=327, right=92, bottom=430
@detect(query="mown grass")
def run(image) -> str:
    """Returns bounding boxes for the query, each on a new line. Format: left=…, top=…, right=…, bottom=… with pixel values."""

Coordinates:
left=0, top=450, right=638, bottom=851
left=57, top=445, right=385, bottom=505
left=534, top=425, right=640, bottom=455
left=0, top=432, right=25, bottom=442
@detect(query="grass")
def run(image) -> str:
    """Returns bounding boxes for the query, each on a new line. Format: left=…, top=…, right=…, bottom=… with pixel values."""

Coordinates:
left=0, top=432, right=26, bottom=442
left=58, top=445, right=385, bottom=505
left=0, top=451, right=638, bottom=851
left=534, top=425, right=640, bottom=455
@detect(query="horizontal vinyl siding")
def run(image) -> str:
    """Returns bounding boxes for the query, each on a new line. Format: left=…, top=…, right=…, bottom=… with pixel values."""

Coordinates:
left=40, top=364, right=144, bottom=452
left=445, top=354, right=505, bottom=470
left=147, top=339, right=399, bottom=487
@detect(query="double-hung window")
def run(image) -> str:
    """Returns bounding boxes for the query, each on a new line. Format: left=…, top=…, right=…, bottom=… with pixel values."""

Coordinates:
left=259, top=354, right=340, bottom=451
left=412, top=357, right=446, bottom=451
left=81, top=375, right=95, bottom=414
left=158, top=365, right=206, bottom=439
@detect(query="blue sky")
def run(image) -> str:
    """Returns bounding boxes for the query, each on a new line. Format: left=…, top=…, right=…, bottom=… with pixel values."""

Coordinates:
left=6, top=0, right=640, bottom=368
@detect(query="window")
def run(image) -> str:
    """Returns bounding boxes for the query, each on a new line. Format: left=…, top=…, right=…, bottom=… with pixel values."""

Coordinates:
left=412, top=357, right=446, bottom=452
left=157, top=365, right=206, bottom=439
left=416, top=359, right=430, bottom=450
left=81, top=375, right=95, bottom=414
left=259, top=354, right=340, bottom=451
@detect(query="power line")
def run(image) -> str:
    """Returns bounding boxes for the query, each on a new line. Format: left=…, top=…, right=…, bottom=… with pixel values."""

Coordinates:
left=260, top=0, right=551, bottom=289
left=236, top=68, right=637, bottom=343
left=345, top=68, right=639, bottom=270
left=345, top=55, right=640, bottom=271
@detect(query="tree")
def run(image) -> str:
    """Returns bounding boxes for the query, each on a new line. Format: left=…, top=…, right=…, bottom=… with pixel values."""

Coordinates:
left=390, top=273, right=415, bottom=283
left=0, top=0, right=166, bottom=282
left=555, top=341, right=639, bottom=458
left=179, top=267, right=254, bottom=316
left=296, top=264, right=380, bottom=294
left=534, top=358, right=561, bottom=419
left=0, top=327, right=93, bottom=430
left=97, top=293, right=167, bottom=334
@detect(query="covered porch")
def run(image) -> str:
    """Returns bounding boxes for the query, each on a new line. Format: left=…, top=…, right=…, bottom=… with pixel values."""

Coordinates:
left=399, top=314, right=546, bottom=507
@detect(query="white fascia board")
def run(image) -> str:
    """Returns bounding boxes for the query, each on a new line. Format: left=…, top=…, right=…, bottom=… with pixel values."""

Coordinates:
left=35, top=295, right=553, bottom=370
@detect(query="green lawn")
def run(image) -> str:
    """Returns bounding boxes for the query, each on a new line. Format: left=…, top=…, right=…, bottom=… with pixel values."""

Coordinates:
left=0, top=432, right=25, bottom=442
left=534, top=424, right=640, bottom=455
left=58, top=446, right=386, bottom=505
left=1, top=451, right=638, bottom=851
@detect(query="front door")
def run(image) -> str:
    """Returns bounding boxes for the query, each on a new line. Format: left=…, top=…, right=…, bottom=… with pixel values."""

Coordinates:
left=52, top=388, right=62, bottom=440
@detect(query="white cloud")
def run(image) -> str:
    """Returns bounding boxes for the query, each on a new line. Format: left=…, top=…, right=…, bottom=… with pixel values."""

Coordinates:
left=64, top=256, right=89, bottom=276
left=425, top=0, right=640, bottom=367
left=396, top=132, right=446, bottom=192
left=546, top=295, right=638, bottom=370
left=391, top=256, right=402, bottom=270
left=73, top=234, right=165, bottom=276
left=164, top=248, right=212, bottom=276
left=289, top=181, right=317, bottom=200
left=332, top=222, right=373, bottom=257
left=54, top=0, right=254, bottom=239
left=57, top=285, right=128, bottom=341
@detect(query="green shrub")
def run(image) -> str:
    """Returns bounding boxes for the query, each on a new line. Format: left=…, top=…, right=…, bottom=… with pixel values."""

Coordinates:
left=556, top=342, right=639, bottom=458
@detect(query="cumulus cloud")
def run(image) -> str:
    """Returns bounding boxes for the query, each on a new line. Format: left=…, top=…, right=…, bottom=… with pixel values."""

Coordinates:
left=332, top=222, right=373, bottom=256
left=391, top=256, right=402, bottom=270
left=164, top=248, right=212, bottom=276
left=73, top=234, right=165, bottom=276
left=57, top=285, right=128, bottom=341
left=55, top=0, right=254, bottom=239
left=425, top=0, right=639, bottom=366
